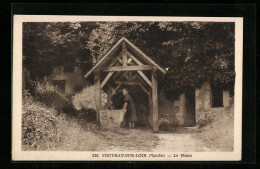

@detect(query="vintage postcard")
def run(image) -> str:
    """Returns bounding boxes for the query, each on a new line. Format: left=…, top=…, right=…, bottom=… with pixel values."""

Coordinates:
left=12, top=15, right=243, bottom=161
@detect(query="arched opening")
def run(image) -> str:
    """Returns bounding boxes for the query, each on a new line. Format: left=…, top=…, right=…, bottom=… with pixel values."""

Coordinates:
left=123, top=85, right=150, bottom=127
left=85, top=37, right=166, bottom=131
left=108, top=82, right=150, bottom=129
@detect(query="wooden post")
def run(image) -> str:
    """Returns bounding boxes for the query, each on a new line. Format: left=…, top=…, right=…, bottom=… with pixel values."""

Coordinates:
left=122, top=42, right=127, bottom=66
left=94, top=71, right=101, bottom=124
left=107, top=83, right=113, bottom=108
left=148, top=91, right=153, bottom=127
left=152, top=70, right=159, bottom=132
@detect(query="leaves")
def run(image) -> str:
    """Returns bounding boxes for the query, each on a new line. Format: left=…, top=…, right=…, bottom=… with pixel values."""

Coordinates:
left=23, top=21, right=235, bottom=97
left=72, top=85, right=107, bottom=111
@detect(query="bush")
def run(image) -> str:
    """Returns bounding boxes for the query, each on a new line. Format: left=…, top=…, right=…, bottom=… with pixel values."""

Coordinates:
left=22, top=91, right=100, bottom=151
left=34, top=78, right=74, bottom=113
left=195, top=108, right=234, bottom=151
left=22, top=90, right=58, bottom=150
left=72, top=85, right=107, bottom=111
left=47, top=114, right=99, bottom=151
left=196, top=108, right=232, bottom=127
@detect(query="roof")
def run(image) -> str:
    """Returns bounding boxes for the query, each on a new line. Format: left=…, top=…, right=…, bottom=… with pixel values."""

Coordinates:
left=84, top=37, right=166, bottom=78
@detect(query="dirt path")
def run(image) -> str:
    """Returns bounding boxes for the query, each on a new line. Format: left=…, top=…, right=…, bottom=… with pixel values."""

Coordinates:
left=97, top=127, right=217, bottom=152
left=152, top=133, right=213, bottom=152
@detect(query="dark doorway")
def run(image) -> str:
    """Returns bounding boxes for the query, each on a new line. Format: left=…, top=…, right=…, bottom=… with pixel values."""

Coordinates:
left=128, top=85, right=149, bottom=126
left=211, top=85, right=223, bottom=107
left=113, top=84, right=150, bottom=128
left=185, top=88, right=196, bottom=126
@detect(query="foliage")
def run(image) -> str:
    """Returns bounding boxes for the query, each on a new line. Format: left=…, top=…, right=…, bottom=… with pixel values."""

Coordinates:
left=22, top=92, right=100, bottom=151
left=157, top=22, right=235, bottom=96
left=34, top=78, right=74, bottom=113
left=72, top=85, right=107, bottom=111
left=23, top=21, right=235, bottom=97
left=195, top=108, right=234, bottom=151
left=23, top=22, right=95, bottom=79
left=86, top=22, right=153, bottom=63
left=22, top=92, right=159, bottom=151
left=196, top=108, right=233, bottom=127
left=22, top=90, right=58, bottom=150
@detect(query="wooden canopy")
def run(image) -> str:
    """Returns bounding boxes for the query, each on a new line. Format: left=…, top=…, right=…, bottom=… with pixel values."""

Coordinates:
left=85, top=37, right=166, bottom=132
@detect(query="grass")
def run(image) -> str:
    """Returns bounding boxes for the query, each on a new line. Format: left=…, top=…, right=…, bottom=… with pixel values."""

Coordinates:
left=22, top=92, right=101, bottom=151
left=194, top=109, right=234, bottom=151
left=22, top=90, right=233, bottom=152
left=23, top=78, right=234, bottom=152
left=42, top=115, right=100, bottom=151
left=22, top=90, right=159, bottom=151
left=92, top=127, right=160, bottom=151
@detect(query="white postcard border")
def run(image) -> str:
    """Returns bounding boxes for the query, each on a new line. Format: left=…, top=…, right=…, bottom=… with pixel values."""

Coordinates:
left=12, top=15, right=243, bottom=161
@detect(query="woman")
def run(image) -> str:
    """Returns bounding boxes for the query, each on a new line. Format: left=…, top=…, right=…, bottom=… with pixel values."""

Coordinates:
left=122, top=88, right=137, bottom=128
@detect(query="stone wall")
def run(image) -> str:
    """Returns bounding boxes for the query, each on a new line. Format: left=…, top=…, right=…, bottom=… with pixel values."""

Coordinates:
left=158, top=81, right=234, bottom=127
left=158, top=90, right=174, bottom=115
left=158, top=90, right=185, bottom=126
left=49, top=66, right=84, bottom=96
left=195, top=81, right=211, bottom=110
left=99, top=109, right=126, bottom=128
left=195, top=81, right=234, bottom=124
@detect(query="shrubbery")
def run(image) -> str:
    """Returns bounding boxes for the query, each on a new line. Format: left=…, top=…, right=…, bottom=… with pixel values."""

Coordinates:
left=22, top=90, right=100, bottom=151
left=34, top=78, right=74, bottom=113
left=196, top=108, right=233, bottom=127
left=22, top=90, right=58, bottom=150
left=195, top=108, right=234, bottom=151
left=72, top=85, right=107, bottom=111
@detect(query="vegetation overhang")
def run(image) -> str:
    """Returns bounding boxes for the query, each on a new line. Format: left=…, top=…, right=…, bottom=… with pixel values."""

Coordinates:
left=84, top=37, right=166, bottom=79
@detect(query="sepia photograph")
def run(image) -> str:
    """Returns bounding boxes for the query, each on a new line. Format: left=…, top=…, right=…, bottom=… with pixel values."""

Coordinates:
left=12, top=15, right=243, bottom=161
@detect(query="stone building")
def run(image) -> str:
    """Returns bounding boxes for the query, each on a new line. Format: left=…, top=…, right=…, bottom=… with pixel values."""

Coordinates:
left=83, top=37, right=235, bottom=131
left=48, top=64, right=84, bottom=96
left=158, top=81, right=234, bottom=127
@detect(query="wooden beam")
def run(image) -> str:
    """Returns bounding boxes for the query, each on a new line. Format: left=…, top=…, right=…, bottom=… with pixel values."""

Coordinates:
left=94, top=72, right=101, bottom=124
left=130, top=74, right=137, bottom=81
left=122, top=53, right=128, bottom=66
left=137, top=71, right=152, bottom=87
left=118, top=58, right=123, bottom=64
left=148, top=91, right=153, bottom=127
left=127, top=58, right=132, bottom=64
left=114, top=81, right=139, bottom=85
left=106, top=83, right=113, bottom=108
left=123, top=37, right=166, bottom=74
left=84, top=37, right=125, bottom=78
left=125, top=74, right=131, bottom=80
left=109, top=52, right=123, bottom=66
left=119, top=71, right=131, bottom=81
left=126, top=51, right=143, bottom=65
left=129, top=71, right=132, bottom=79
left=112, top=71, right=130, bottom=82
left=152, top=70, right=159, bottom=132
left=122, top=41, right=127, bottom=52
left=101, top=72, right=114, bottom=88
left=135, top=76, right=148, bottom=89
left=112, top=71, right=123, bottom=80
left=137, top=82, right=149, bottom=95
left=126, top=52, right=152, bottom=87
left=103, top=65, right=154, bottom=72
left=112, top=83, right=122, bottom=95
left=111, top=72, right=127, bottom=82
left=122, top=42, right=128, bottom=66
